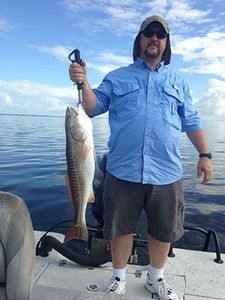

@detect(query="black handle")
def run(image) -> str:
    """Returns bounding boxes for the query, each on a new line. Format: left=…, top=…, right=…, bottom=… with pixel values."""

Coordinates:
left=68, top=49, right=82, bottom=90
left=74, top=49, right=81, bottom=64
left=68, top=49, right=82, bottom=64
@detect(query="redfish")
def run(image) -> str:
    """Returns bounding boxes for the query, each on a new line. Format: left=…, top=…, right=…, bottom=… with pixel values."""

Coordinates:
left=64, top=106, right=95, bottom=242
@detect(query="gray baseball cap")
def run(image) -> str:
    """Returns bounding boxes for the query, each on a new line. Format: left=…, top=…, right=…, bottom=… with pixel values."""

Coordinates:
left=139, top=15, right=170, bottom=33
left=132, top=15, right=171, bottom=65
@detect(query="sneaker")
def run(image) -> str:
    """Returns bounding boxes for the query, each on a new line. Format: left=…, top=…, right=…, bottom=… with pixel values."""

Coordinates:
left=107, top=276, right=126, bottom=295
left=145, top=275, right=179, bottom=300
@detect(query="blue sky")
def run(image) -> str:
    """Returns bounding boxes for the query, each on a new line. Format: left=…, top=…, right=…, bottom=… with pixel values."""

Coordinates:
left=0, top=0, right=225, bottom=118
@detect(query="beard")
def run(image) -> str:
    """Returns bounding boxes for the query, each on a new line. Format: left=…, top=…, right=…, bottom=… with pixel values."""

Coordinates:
left=144, top=44, right=161, bottom=59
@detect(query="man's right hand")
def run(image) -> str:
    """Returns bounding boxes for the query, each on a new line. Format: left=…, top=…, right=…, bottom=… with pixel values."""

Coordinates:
left=68, top=60, right=97, bottom=117
left=69, top=60, right=87, bottom=85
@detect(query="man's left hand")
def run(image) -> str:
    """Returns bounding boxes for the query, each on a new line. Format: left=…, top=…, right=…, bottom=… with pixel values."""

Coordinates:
left=197, top=158, right=213, bottom=184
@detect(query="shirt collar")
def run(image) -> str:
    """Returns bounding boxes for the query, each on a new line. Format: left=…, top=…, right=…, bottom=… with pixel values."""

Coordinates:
left=134, top=57, right=165, bottom=73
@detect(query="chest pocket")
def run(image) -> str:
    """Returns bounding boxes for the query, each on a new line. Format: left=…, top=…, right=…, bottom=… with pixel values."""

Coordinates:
left=112, top=83, right=139, bottom=120
left=161, top=84, right=184, bottom=133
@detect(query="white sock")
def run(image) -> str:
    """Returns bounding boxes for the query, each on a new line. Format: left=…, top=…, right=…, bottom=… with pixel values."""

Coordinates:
left=148, top=264, right=164, bottom=280
left=113, top=267, right=126, bottom=281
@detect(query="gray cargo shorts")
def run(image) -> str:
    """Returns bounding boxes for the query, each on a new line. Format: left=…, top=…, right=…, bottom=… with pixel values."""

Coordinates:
left=103, top=172, right=184, bottom=243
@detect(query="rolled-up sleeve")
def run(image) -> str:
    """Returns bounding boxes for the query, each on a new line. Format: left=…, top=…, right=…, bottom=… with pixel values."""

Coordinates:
left=180, top=82, right=202, bottom=132
left=93, top=78, right=111, bottom=117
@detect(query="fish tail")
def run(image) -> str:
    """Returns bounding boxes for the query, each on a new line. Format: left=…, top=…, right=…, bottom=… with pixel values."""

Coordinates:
left=64, top=224, right=88, bottom=242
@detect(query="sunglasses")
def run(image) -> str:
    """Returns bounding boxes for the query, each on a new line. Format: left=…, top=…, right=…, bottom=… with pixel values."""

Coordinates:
left=142, top=28, right=168, bottom=39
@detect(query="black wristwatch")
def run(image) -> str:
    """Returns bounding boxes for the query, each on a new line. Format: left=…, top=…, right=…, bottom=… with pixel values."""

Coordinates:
left=199, top=152, right=212, bottom=159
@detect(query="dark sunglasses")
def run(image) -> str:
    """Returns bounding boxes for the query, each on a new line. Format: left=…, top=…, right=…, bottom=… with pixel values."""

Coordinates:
left=142, top=28, right=168, bottom=39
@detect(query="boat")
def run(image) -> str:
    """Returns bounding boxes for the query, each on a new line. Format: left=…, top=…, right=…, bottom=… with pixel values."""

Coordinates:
left=1, top=147, right=225, bottom=300
left=32, top=230, right=225, bottom=300
left=1, top=191, right=225, bottom=300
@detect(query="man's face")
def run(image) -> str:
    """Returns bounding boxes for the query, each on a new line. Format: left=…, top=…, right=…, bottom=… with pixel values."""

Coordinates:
left=139, top=22, right=167, bottom=63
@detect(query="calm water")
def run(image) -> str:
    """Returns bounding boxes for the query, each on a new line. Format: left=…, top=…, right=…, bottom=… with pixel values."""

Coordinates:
left=0, top=114, right=224, bottom=253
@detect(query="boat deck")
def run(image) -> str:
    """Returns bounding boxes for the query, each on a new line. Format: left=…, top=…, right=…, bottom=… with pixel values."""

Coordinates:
left=31, top=232, right=225, bottom=300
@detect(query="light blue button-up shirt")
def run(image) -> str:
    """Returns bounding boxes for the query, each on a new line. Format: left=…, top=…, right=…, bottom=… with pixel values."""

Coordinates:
left=93, top=58, right=202, bottom=185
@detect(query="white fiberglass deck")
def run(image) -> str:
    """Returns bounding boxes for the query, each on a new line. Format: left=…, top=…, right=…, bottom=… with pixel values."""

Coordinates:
left=31, top=231, right=225, bottom=300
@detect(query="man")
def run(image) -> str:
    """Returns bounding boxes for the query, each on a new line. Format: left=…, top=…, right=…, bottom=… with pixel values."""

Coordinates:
left=69, top=15, right=212, bottom=300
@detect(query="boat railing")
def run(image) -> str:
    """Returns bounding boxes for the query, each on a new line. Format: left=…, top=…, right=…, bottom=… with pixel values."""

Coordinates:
left=168, top=224, right=223, bottom=264
left=36, top=220, right=224, bottom=267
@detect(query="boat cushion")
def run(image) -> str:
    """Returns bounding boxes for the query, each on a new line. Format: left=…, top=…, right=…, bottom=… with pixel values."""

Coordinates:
left=0, top=241, right=6, bottom=282
left=0, top=192, right=35, bottom=300
left=0, top=286, right=7, bottom=300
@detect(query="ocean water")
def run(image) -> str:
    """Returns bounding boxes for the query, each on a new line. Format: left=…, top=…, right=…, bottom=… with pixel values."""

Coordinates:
left=0, top=114, right=224, bottom=254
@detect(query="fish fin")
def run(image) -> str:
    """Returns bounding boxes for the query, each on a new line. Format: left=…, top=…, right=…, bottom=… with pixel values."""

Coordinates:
left=81, top=143, right=91, bottom=160
left=65, top=172, right=73, bottom=202
left=93, top=147, right=96, bottom=161
left=88, top=189, right=95, bottom=203
left=64, top=224, right=88, bottom=242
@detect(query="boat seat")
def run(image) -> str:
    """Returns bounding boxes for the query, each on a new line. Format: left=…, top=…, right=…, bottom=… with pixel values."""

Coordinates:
left=0, top=191, right=35, bottom=300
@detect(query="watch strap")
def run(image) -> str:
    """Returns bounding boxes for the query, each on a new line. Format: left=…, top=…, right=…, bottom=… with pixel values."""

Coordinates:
left=199, top=152, right=212, bottom=159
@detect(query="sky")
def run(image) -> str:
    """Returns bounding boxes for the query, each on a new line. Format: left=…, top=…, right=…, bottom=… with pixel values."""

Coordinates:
left=0, top=0, right=225, bottom=119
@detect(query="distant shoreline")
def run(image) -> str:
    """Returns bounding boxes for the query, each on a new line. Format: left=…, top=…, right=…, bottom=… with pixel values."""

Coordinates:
left=0, top=113, right=64, bottom=118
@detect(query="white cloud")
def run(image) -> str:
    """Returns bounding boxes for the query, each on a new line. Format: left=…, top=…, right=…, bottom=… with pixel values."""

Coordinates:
left=173, top=31, right=225, bottom=78
left=87, top=50, right=132, bottom=76
left=166, top=1, right=212, bottom=24
left=0, top=18, right=15, bottom=35
left=0, top=92, right=13, bottom=106
left=61, top=0, right=213, bottom=36
left=173, top=32, right=225, bottom=62
left=88, top=62, right=119, bottom=75
left=0, top=80, right=76, bottom=115
left=0, top=18, right=8, bottom=31
left=180, top=60, right=225, bottom=79
left=83, top=49, right=132, bottom=77
left=59, top=0, right=224, bottom=80
left=2, top=0, right=223, bottom=118
left=194, top=79, right=225, bottom=116
left=144, top=0, right=212, bottom=25
left=30, top=45, right=131, bottom=77
left=29, top=45, right=72, bottom=62
left=28, top=1, right=221, bottom=81
left=60, top=0, right=143, bottom=35
left=98, top=50, right=131, bottom=65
